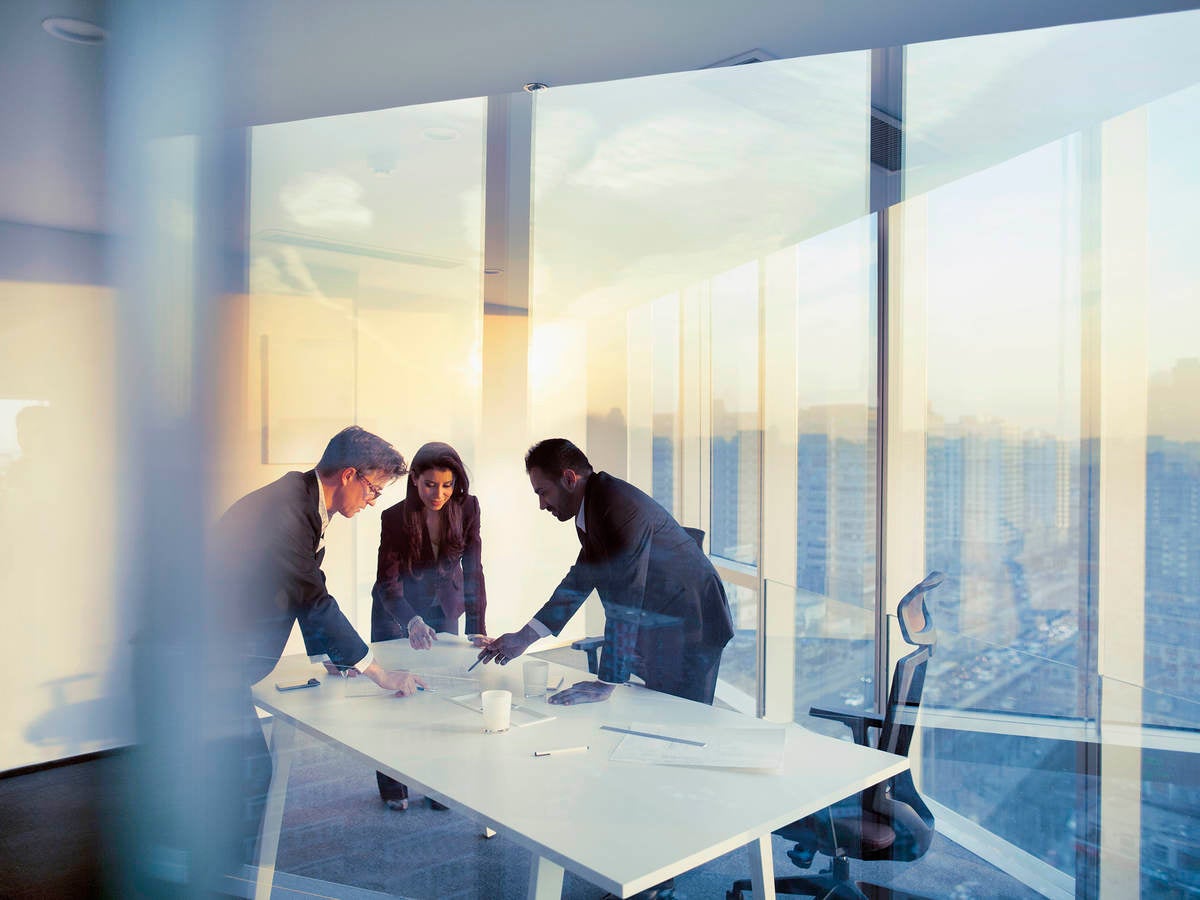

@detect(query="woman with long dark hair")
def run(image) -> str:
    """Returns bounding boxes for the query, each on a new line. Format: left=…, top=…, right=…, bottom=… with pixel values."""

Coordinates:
left=371, top=441, right=486, bottom=810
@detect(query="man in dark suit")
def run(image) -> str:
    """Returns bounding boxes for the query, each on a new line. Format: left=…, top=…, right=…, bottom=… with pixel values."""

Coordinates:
left=477, top=438, right=734, bottom=706
left=214, top=425, right=423, bottom=861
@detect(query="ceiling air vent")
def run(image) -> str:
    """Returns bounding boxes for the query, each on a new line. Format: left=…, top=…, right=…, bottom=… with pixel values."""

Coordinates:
left=870, top=111, right=902, bottom=173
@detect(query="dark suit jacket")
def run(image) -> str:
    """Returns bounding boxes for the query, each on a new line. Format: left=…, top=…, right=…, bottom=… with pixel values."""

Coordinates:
left=215, top=469, right=368, bottom=686
left=371, top=494, right=486, bottom=639
left=532, top=471, right=734, bottom=687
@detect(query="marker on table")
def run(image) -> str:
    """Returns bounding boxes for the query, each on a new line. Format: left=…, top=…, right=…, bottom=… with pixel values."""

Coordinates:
left=533, top=746, right=589, bottom=757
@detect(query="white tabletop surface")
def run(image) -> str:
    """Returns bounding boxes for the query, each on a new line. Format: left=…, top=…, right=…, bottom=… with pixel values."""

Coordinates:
left=253, top=637, right=908, bottom=897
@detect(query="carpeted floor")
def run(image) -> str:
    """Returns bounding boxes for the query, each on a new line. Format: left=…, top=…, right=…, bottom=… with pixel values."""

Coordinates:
left=269, top=729, right=1043, bottom=899
left=0, top=731, right=1044, bottom=899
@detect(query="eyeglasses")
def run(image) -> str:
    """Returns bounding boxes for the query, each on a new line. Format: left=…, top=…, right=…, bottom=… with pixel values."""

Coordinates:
left=357, top=472, right=384, bottom=502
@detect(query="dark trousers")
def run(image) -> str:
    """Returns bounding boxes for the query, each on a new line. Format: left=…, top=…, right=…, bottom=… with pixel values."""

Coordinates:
left=639, top=642, right=725, bottom=705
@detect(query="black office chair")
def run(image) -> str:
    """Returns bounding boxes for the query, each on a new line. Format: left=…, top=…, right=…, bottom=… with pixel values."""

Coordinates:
left=729, top=571, right=945, bottom=900
left=571, top=527, right=707, bottom=673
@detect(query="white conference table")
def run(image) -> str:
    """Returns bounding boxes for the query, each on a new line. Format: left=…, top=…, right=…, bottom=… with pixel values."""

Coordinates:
left=251, top=637, right=907, bottom=899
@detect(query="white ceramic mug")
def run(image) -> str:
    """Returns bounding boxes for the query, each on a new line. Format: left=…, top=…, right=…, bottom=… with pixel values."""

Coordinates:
left=481, top=689, right=512, bottom=733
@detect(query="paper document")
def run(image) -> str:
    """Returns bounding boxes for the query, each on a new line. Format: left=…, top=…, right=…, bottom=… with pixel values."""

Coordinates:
left=339, top=672, right=475, bottom=697
left=342, top=677, right=391, bottom=698
left=448, top=692, right=557, bottom=727
left=411, top=673, right=477, bottom=693
left=608, top=722, right=786, bottom=770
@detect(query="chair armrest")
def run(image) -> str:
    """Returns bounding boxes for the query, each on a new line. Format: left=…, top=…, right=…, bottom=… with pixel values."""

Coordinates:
left=809, top=704, right=884, bottom=747
left=571, top=636, right=604, bottom=675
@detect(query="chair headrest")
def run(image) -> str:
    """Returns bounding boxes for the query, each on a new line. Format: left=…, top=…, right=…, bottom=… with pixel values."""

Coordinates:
left=897, top=571, right=943, bottom=648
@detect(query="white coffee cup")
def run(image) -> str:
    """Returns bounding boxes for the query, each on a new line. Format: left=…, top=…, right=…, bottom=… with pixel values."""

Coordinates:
left=523, top=659, right=549, bottom=698
left=481, top=689, right=512, bottom=733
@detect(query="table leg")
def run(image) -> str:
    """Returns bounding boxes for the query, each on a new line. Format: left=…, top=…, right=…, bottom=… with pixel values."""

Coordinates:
left=747, top=834, right=776, bottom=900
left=255, top=717, right=296, bottom=900
left=527, top=853, right=565, bottom=900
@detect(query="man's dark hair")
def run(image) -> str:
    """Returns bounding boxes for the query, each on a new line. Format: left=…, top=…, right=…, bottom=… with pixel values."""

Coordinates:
left=316, top=426, right=408, bottom=479
left=524, top=438, right=593, bottom=479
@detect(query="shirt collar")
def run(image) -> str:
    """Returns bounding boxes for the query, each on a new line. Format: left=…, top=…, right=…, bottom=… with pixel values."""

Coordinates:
left=317, top=473, right=332, bottom=534
left=575, top=492, right=587, bottom=532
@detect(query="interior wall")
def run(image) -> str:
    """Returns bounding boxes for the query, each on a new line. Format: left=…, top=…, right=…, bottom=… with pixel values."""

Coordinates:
left=0, top=224, right=129, bottom=772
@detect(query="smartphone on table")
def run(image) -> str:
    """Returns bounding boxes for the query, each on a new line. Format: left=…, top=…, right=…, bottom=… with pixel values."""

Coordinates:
left=275, top=677, right=320, bottom=692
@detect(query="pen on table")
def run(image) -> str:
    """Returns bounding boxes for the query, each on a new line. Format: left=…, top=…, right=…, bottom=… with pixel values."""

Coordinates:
left=533, top=746, right=589, bottom=757
left=599, top=725, right=707, bottom=747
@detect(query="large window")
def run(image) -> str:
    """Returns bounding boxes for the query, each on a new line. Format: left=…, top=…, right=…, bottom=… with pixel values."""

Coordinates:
left=531, top=48, right=872, bottom=710
left=901, top=10, right=1200, bottom=892
left=1141, top=77, right=1200, bottom=897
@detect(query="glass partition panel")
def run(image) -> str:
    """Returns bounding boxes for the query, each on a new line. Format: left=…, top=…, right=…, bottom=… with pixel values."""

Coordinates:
left=0, top=280, right=122, bottom=771
left=911, top=134, right=1086, bottom=678
left=719, top=579, right=759, bottom=704
left=794, top=215, right=877, bottom=608
left=916, top=624, right=1092, bottom=876
left=626, top=292, right=680, bottom=514
left=1143, top=72, right=1200, bottom=897
left=904, top=11, right=1200, bottom=890
left=530, top=51, right=872, bottom=716
left=240, top=97, right=490, bottom=898
left=916, top=622, right=1200, bottom=887
left=767, top=579, right=874, bottom=738
left=710, top=261, right=760, bottom=567
left=248, top=98, right=486, bottom=631
left=531, top=51, right=871, bottom=323
left=1136, top=741, right=1200, bottom=896
left=1143, top=68, right=1200, bottom=707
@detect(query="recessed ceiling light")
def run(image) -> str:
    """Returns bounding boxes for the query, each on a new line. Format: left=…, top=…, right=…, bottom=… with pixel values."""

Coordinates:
left=523, top=82, right=549, bottom=93
left=41, top=16, right=107, bottom=45
left=421, top=127, right=460, bottom=142
left=484, top=267, right=504, bottom=276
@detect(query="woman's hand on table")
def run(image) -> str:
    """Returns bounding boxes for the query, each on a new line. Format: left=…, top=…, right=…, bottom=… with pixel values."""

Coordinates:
left=407, top=616, right=438, bottom=650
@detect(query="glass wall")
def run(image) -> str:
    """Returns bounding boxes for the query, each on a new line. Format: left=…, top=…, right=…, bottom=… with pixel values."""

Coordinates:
left=0, top=273, right=123, bottom=770
left=1141, top=76, right=1200, bottom=897
left=246, top=98, right=486, bottom=633
left=530, top=48, right=872, bottom=710
left=791, top=215, right=879, bottom=723
left=14, top=7, right=1199, bottom=898
left=901, top=10, right=1200, bottom=892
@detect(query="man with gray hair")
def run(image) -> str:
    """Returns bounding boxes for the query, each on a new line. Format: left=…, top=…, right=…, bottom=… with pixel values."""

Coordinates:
left=216, top=425, right=424, bottom=861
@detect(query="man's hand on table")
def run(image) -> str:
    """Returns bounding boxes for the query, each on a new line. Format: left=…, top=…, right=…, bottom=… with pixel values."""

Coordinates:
left=363, top=661, right=427, bottom=696
left=407, top=616, right=438, bottom=650
left=547, top=680, right=615, bottom=705
left=473, top=624, right=538, bottom=666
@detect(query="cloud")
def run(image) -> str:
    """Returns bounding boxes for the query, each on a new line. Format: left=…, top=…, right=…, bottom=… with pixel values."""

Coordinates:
left=279, top=171, right=373, bottom=229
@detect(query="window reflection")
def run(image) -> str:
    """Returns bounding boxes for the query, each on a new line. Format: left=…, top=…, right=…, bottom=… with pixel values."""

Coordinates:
left=710, top=261, right=759, bottom=567
left=248, top=99, right=486, bottom=629
left=912, top=120, right=1086, bottom=885
left=1142, top=77, right=1200, bottom=897
left=905, top=10, right=1200, bottom=889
